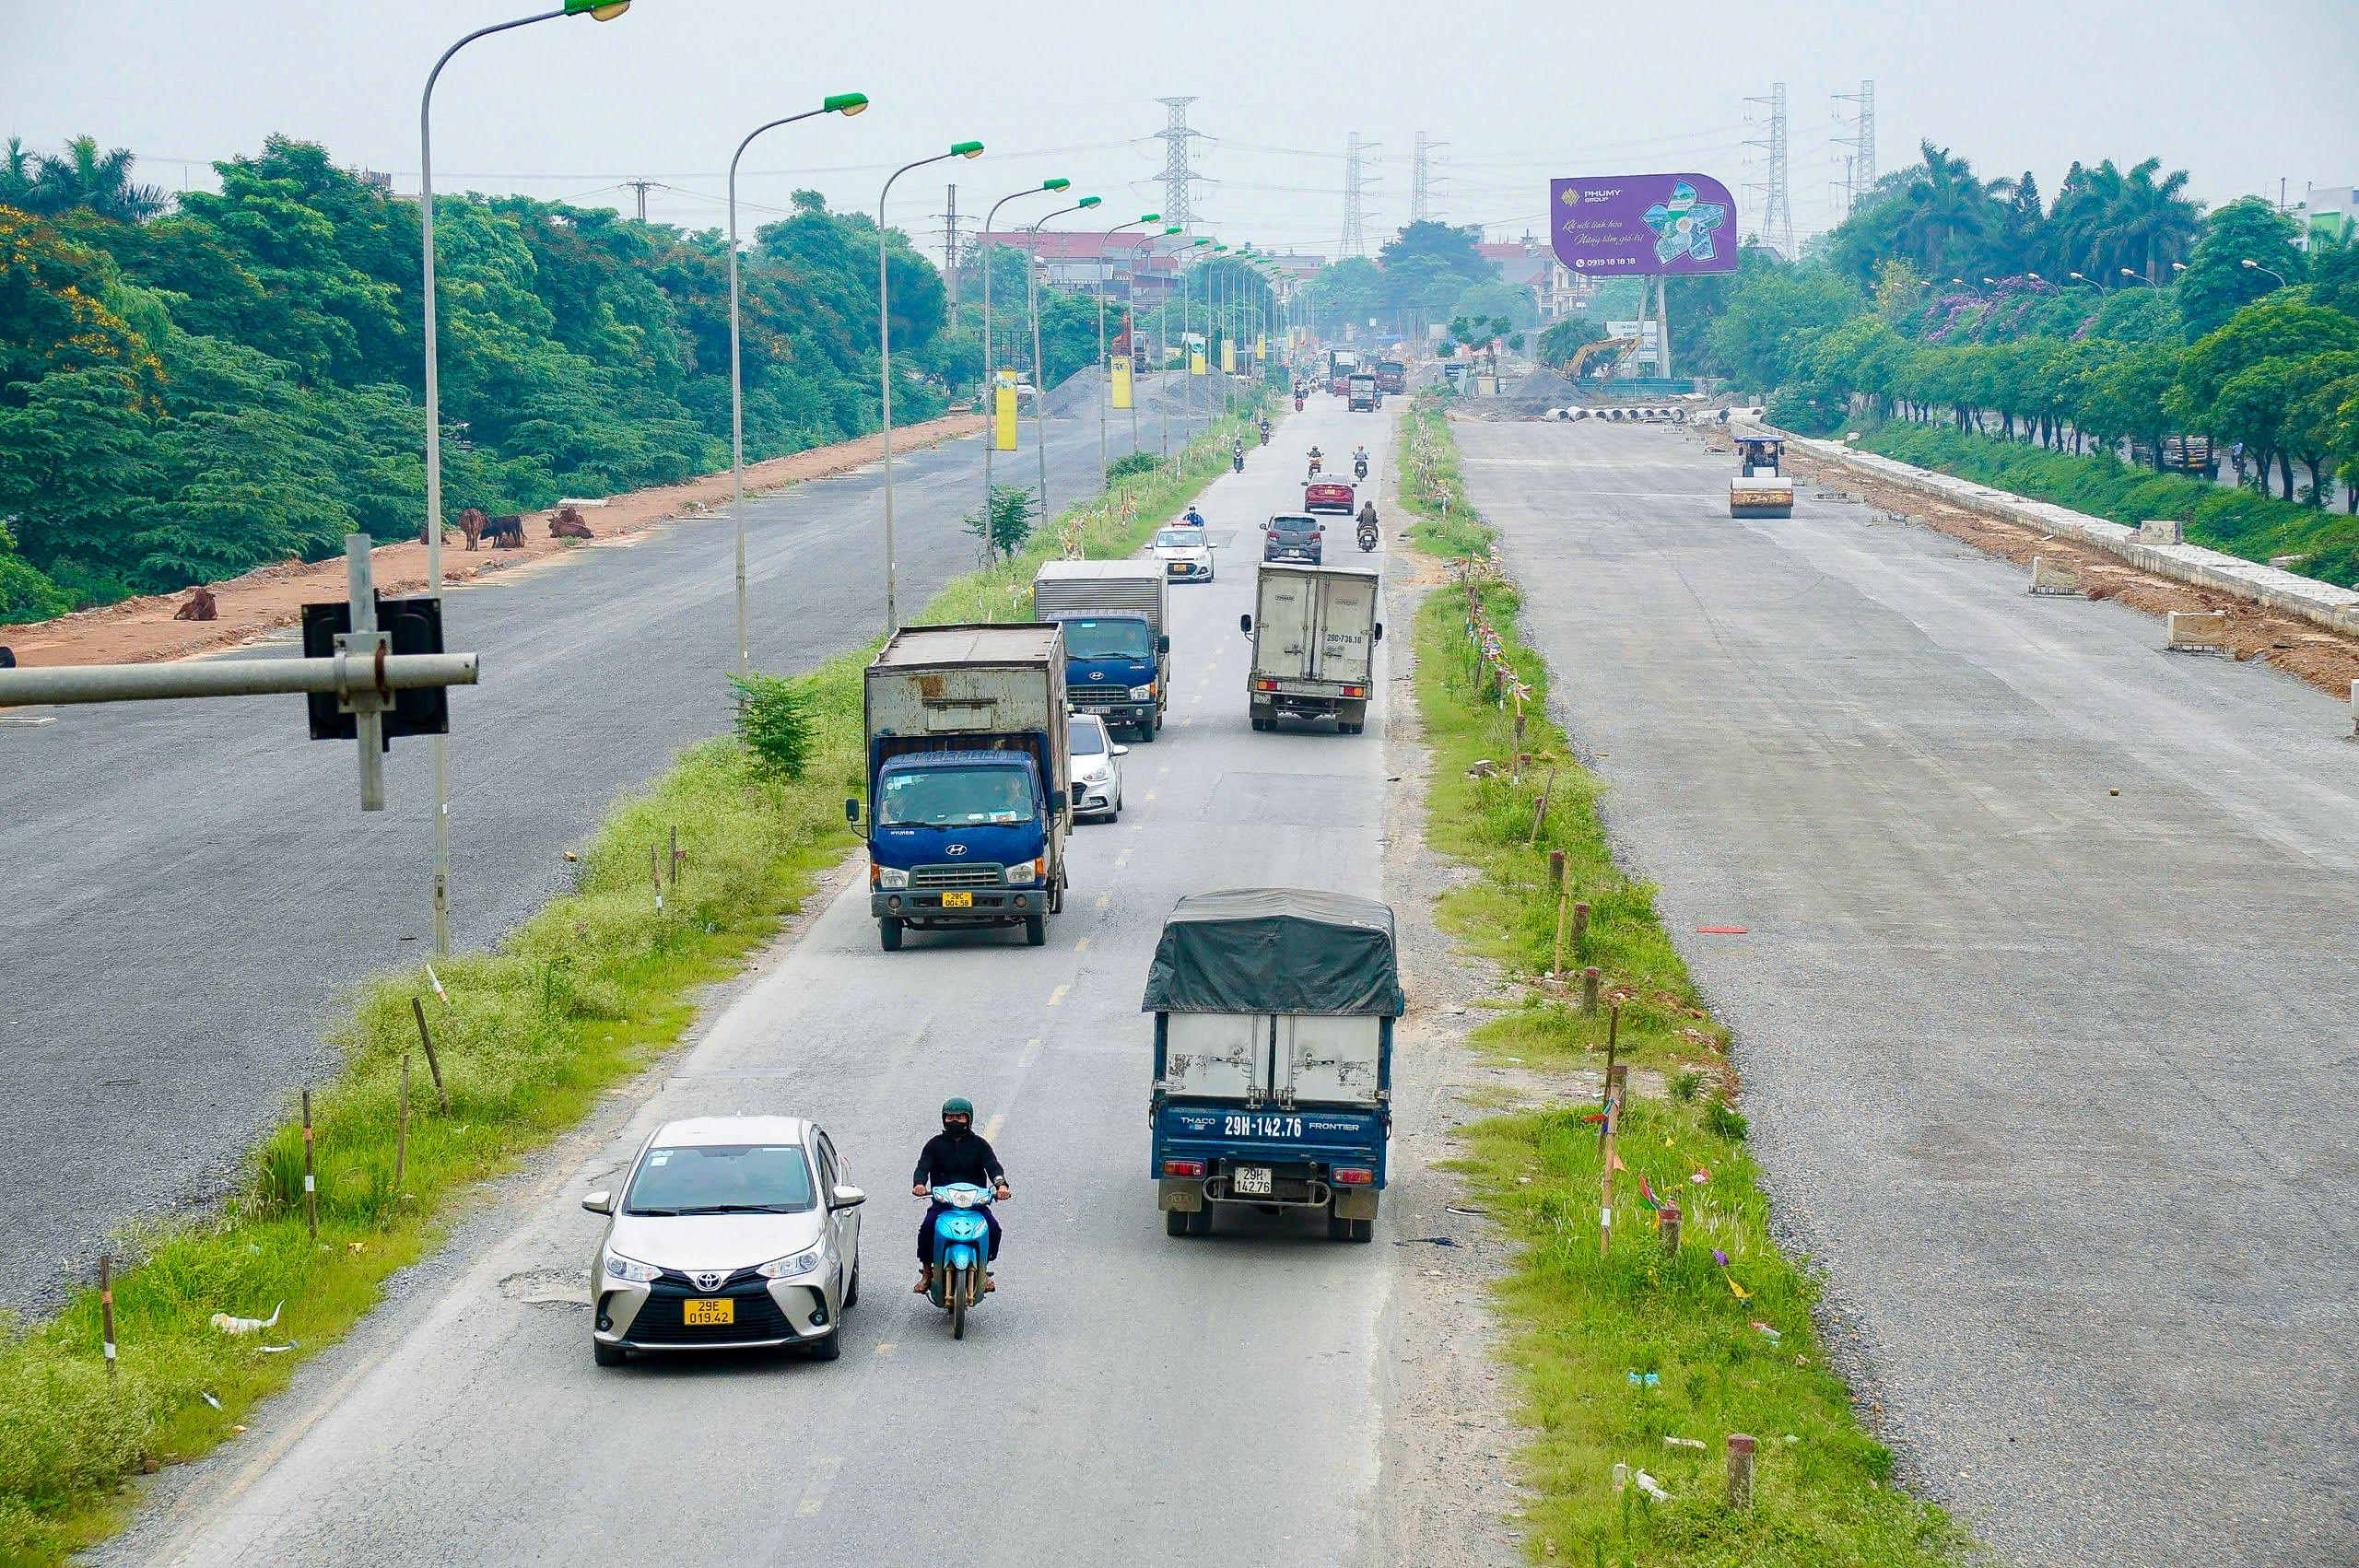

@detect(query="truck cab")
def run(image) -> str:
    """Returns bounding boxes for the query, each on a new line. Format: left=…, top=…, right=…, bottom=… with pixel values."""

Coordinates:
left=1346, top=374, right=1378, bottom=412
left=1031, top=560, right=1171, bottom=743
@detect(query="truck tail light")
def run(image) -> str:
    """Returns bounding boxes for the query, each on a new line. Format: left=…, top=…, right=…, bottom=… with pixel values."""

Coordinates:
left=1254, top=679, right=1279, bottom=692
left=1342, top=685, right=1366, bottom=698
left=1163, top=1159, right=1206, bottom=1178
left=1332, top=1166, right=1375, bottom=1186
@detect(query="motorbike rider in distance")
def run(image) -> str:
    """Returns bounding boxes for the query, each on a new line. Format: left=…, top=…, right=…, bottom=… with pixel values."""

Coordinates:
left=1356, top=498, right=1379, bottom=547
left=1181, top=505, right=1205, bottom=528
left=912, top=1097, right=1008, bottom=1292
left=1306, top=446, right=1324, bottom=477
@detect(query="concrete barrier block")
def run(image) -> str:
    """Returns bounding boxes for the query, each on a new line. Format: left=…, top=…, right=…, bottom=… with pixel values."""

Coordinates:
left=2165, top=610, right=2231, bottom=652
left=2030, top=556, right=2083, bottom=596
left=2139, top=519, right=2185, bottom=546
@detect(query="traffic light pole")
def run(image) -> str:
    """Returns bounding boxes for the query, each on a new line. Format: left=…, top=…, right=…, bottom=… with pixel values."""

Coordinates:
left=0, top=535, right=479, bottom=814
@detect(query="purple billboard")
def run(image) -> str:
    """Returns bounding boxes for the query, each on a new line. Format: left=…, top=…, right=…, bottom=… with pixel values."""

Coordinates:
left=1549, top=173, right=1740, bottom=276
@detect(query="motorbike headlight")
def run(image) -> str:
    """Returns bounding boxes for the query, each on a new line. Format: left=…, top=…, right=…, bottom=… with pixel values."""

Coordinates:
left=603, top=1251, right=661, bottom=1284
left=1128, top=683, right=1155, bottom=701
left=757, top=1247, right=824, bottom=1281
left=874, top=864, right=909, bottom=890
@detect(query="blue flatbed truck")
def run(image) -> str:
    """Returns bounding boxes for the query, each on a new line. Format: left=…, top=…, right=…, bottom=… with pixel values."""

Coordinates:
left=1142, top=888, right=1404, bottom=1242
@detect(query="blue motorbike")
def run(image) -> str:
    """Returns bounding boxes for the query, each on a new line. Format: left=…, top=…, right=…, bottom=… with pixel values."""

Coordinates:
left=925, top=1184, right=996, bottom=1340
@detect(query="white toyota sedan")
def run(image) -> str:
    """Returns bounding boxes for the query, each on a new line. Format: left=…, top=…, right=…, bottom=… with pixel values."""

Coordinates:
left=584, top=1116, right=864, bottom=1366
left=1150, top=525, right=1215, bottom=582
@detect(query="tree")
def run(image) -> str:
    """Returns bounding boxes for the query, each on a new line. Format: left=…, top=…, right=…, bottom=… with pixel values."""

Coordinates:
left=1703, top=264, right=1864, bottom=393
left=1892, top=141, right=2004, bottom=280
left=2178, top=197, right=2307, bottom=338
left=963, top=483, right=1035, bottom=561
left=2075, top=345, right=2183, bottom=469
left=1535, top=315, right=1604, bottom=369
left=2176, top=301, right=2359, bottom=499
left=17, top=136, right=168, bottom=222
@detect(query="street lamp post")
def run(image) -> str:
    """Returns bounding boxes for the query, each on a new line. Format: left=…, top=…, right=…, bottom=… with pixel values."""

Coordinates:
left=978, top=181, right=1068, bottom=556
left=1181, top=238, right=1214, bottom=446
left=727, top=92, right=867, bottom=674
left=1151, top=224, right=1180, bottom=471
left=418, top=0, right=629, bottom=957
left=2241, top=258, right=2289, bottom=288
left=1096, top=212, right=1160, bottom=486
left=1025, top=196, right=1099, bottom=527
left=878, top=140, right=984, bottom=634
left=2118, top=268, right=2157, bottom=288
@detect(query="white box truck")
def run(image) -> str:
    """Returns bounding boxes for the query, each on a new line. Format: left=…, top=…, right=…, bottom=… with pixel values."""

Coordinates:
left=1030, top=559, right=1171, bottom=740
left=1238, top=563, right=1383, bottom=733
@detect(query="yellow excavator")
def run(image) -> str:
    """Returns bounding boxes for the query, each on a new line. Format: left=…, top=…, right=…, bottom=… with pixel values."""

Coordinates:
left=1729, top=436, right=1794, bottom=519
left=1564, top=335, right=1637, bottom=382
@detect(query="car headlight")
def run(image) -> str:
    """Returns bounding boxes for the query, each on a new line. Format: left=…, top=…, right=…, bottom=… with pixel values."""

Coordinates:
left=1128, top=684, right=1155, bottom=701
left=874, top=864, right=909, bottom=890
left=757, top=1247, right=824, bottom=1281
left=603, top=1251, right=661, bottom=1284
left=1005, top=858, right=1044, bottom=885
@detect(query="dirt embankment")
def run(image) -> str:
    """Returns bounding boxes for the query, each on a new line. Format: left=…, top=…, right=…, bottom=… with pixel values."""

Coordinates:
left=3, top=415, right=981, bottom=671
left=1702, top=432, right=2359, bottom=703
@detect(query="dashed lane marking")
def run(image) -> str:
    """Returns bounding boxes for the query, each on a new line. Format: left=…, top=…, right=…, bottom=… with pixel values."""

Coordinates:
left=982, top=1112, right=1004, bottom=1141
left=1096, top=892, right=1111, bottom=909
left=795, top=1456, right=843, bottom=1516
left=1047, top=984, right=1070, bottom=1008
left=1074, top=935, right=1090, bottom=953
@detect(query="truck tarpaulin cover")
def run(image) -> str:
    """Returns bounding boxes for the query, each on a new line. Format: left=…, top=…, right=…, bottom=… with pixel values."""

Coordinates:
left=1142, top=888, right=1404, bottom=1017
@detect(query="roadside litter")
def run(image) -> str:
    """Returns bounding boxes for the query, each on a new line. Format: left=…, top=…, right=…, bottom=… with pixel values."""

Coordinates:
left=209, top=1302, right=282, bottom=1336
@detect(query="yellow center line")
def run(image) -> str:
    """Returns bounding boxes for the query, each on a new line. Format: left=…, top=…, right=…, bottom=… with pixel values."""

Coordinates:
left=981, top=1112, right=1005, bottom=1141
left=872, top=1341, right=897, bottom=1355
left=1096, top=891, right=1111, bottom=909
left=1047, top=983, right=1069, bottom=1008
left=1074, top=935, right=1090, bottom=953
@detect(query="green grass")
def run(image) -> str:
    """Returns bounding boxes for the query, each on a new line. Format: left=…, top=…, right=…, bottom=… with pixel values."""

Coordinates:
left=1406, top=410, right=1965, bottom=1565
left=1857, top=420, right=2359, bottom=589
left=0, top=391, right=1276, bottom=1564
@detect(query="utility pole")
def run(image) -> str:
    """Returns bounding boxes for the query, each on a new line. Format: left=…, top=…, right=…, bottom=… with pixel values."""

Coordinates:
left=1411, top=133, right=1429, bottom=223
left=1743, top=84, right=1792, bottom=257
left=1156, top=96, right=1201, bottom=232
left=624, top=177, right=656, bottom=225
left=939, top=183, right=961, bottom=308
left=1834, top=79, right=1876, bottom=219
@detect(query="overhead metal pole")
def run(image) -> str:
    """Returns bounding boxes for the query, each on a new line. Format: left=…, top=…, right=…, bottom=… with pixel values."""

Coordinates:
left=1095, top=213, right=1158, bottom=487
left=419, top=0, right=627, bottom=954
left=878, top=143, right=984, bottom=634
left=1025, top=198, right=1095, bottom=530
left=728, top=94, right=868, bottom=674
left=979, top=180, right=1067, bottom=559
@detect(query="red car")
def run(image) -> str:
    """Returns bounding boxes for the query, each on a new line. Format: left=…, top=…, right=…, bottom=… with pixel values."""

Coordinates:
left=1303, top=481, right=1356, bottom=514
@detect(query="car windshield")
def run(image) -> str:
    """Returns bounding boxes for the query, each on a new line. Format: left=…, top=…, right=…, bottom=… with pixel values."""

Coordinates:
left=878, top=764, right=1036, bottom=826
left=1154, top=529, right=1199, bottom=549
left=1271, top=518, right=1317, bottom=538
left=1060, top=616, right=1152, bottom=660
left=625, top=1142, right=816, bottom=1215
left=1069, top=719, right=1107, bottom=758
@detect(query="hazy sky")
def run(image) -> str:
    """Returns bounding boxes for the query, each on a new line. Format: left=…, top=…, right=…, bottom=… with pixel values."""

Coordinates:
left=6, top=0, right=2355, bottom=260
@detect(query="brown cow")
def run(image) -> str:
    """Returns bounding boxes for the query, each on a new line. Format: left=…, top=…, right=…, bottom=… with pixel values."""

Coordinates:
left=458, top=507, right=487, bottom=551
left=549, top=506, right=593, bottom=542
left=173, top=586, right=219, bottom=622
left=486, top=515, right=525, bottom=549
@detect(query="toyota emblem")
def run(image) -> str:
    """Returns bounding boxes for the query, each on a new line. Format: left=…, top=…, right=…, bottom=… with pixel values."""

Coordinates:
left=945, top=844, right=968, bottom=857
left=692, top=1270, right=727, bottom=1293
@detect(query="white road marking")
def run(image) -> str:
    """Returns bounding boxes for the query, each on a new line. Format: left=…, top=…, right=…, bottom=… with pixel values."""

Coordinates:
left=795, top=1456, right=843, bottom=1516
left=981, top=1113, right=1004, bottom=1141
left=1046, top=984, right=1069, bottom=1008
left=1074, top=935, right=1090, bottom=953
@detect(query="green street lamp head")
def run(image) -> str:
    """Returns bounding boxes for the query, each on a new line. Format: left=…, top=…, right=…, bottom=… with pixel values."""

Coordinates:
left=1140, top=213, right=1162, bottom=224
left=1191, top=239, right=1213, bottom=248
left=565, top=0, right=630, bottom=17
left=1077, top=195, right=1103, bottom=209
left=953, top=142, right=984, bottom=159
left=1044, top=178, right=1071, bottom=193
left=1164, top=225, right=1183, bottom=236
left=824, top=93, right=870, bottom=116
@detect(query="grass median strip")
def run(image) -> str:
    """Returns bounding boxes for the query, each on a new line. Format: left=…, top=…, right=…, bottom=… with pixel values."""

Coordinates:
left=1399, top=398, right=1964, bottom=1565
left=0, top=396, right=1272, bottom=1562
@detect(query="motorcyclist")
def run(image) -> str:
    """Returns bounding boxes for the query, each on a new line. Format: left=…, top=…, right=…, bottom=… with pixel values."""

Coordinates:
left=911, top=1097, right=1008, bottom=1293
left=1356, top=499, right=1379, bottom=544
left=1353, top=444, right=1367, bottom=465
left=1306, top=445, right=1324, bottom=477
left=1181, top=505, right=1205, bottom=528
left=1259, top=417, right=1272, bottom=440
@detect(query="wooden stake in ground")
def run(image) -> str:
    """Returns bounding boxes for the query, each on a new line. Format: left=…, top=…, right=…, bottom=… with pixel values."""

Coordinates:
left=1598, top=1065, right=1625, bottom=1258
left=1659, top=1199, right=1682, bottom=1256
left=100, top=1254, right=116, bottom=1375
left=1597, top=1005, right=1621, bottom=1146
left=1547, top=848, right=1566, bottom=895
left=1527, top=767, right=1558, bottom=846
left=668, top=825, right=681, bottom=889
left=393, top=1053, right=411, bottom=1195
left=1581, top=965, right=1602, bottom=1015
left=650, top=844, right=663, bottom=915
left=410, top=997, right=449, bottom=1114
left=1726, top=1433, right=1756, bottom=1510
left=300, top=1088, right=317, bottom=1241
left=1570, top=899, right=1590, bottom=958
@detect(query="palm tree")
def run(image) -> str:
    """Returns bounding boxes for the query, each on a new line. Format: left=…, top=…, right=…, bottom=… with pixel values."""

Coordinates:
left=0, top=137, right=37, bottom=209
left=24, top=136, right=169, bottom=222
left=2107, top=158, right=2201, bottom=283
left=1895, top=141, right=2001, bottom=279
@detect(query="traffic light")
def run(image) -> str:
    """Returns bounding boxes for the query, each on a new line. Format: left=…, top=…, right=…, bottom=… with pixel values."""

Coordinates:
left=300, top=594, right=449, bottom=743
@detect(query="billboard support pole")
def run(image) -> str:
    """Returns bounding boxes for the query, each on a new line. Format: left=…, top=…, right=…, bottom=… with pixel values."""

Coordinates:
left=1656, top=275, right=1672, bottom=381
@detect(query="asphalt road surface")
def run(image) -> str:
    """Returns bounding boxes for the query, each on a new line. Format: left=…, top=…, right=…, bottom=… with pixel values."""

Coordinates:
left=99, top=395, right=1422, bottom=1566
left=1457, top=418, right=2358, bottom=1567
left=0, top=392, right=1221, bottom=1316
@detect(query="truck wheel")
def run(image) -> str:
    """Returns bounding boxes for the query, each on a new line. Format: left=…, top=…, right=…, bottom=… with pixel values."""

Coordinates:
left=1349, top=1218, right=1373, bottom=1244
left=1024, top=914, right=1046, bottom=947
left=1326, top=1211, right=1350, bottom=1242
left=1135, top=720, right=1156, bottom=743
left=1166, top=1209, right=1189, bottom=1237
left=1187, top=1205, right=1214, bottom=1236
left=879, top=918, right=903, bottom=953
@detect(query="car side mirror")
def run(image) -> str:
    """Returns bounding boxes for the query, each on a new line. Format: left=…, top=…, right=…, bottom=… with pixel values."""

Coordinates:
left=1238, top=614, right=1253, bottom=635
left=581, top=1190, right=614, bottom=1215
left=1049, top=789, right=1066, bottom=815
left=843, top=798, right=859, bottom=823
left=1374, top=623, right=1386, bottom=643
left=1156, top=634, right=1170, bottom=655
left=830, top=1184, right=866, bottom=1211
left=1113, top=744, right=1131, bottom=756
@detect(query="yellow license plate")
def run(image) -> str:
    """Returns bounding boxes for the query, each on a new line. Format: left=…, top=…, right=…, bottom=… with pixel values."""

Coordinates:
left=941, top=891, right=974, bottom=908
left=681, top=1297, right=734, bottom=1327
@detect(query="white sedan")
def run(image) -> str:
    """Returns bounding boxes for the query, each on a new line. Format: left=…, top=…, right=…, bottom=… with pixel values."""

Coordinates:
left=1068, top=713, right=1128, bottom=821
left=1150, top=525, right=1215, bottom=582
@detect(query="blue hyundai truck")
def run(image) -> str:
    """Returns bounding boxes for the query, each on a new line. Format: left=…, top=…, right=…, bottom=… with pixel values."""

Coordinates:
left=849, top=623, right=1070, bottom=952
left=1031, top=559, right=1169, bottom=743
left=1143, top=888, right=1403, bottom=1242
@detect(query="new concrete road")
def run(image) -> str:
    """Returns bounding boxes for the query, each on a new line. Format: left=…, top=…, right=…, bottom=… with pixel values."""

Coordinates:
left=100, top=395, right=1424, bottom=1566
left=0, top=391, right=1215, bottom=1316
left=1458, top=418, right=2359, bottom=1567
